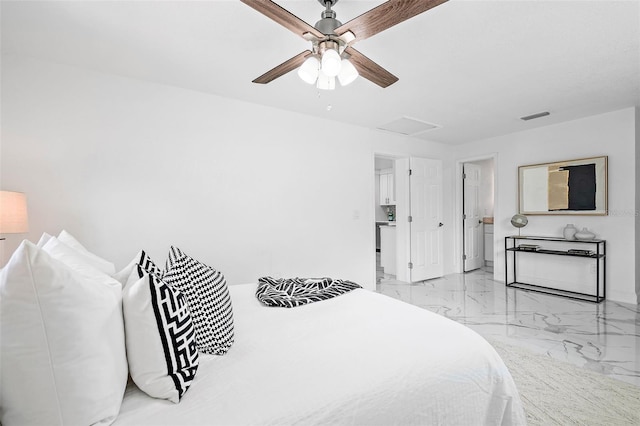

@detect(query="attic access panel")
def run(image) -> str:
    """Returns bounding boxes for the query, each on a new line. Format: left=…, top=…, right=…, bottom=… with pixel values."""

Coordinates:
left=377, top=117, right=440, bottom=136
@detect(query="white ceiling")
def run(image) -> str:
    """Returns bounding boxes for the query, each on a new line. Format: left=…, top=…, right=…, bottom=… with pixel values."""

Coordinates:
left=2, top=0, right=638, bottom=144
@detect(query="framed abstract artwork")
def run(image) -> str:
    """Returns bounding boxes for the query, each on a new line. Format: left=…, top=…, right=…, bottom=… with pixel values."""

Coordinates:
left=518, top=156, right=608, bottom=215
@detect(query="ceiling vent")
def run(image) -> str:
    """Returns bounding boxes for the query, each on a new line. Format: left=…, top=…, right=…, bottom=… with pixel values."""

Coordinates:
left=520, top=111, right=550, bottom=121
left=377, top=117, right=440, bottom=136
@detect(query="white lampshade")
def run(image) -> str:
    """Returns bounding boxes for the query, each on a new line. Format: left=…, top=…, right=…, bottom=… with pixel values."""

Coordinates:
left=0, top=191, right=29, bottom=234
left=316, top=70, right=336, bottom=91
left=338, top=58, right=359, bottom=86
left=298, top=56, right=319, bottom=85
left=321, top=48, right=342, bottom=77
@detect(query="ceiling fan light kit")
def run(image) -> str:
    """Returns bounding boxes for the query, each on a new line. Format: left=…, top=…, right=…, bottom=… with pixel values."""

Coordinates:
left=241, top=0, right=449, bottom=90
left=297, top=42, right=358, bottom=90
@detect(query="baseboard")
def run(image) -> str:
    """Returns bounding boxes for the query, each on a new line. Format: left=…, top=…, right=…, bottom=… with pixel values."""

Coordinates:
left=605, top=291, right=638, bottom=306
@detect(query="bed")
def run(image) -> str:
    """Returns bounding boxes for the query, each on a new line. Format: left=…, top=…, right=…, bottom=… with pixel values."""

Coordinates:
left=115, top=283, right=525, bottom=425
left=1, top=233, right=525, bottom=425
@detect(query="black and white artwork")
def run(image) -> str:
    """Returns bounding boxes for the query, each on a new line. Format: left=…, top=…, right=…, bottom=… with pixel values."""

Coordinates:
left=519, top=156, right=607, bottom=215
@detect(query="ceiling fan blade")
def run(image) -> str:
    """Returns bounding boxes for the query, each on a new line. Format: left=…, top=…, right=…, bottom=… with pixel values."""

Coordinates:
left=241, top=0, right=324, bottom=40
left=345, top=47, right=398, bottom=88
left=253, top=50, right=313, bottom=84
left=335, top=0, right=448, bottom=43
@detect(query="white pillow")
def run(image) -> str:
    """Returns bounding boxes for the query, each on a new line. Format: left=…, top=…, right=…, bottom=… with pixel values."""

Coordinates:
left=57, top=229, right=90, bottom=253
left=43, top=237, right=115, bottom=281
left=0, top=240, right=128, bottom=425
left=123, top=265, right=199, bottom=403
left=36, top=232, right=53, bottom=248
left=57, top=229, right=116, bottom=275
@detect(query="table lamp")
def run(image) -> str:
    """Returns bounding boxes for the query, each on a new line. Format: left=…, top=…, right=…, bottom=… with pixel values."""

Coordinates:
left=510, top=214, right=528, bottom=236
left=0, top=191, right=29, bottom=240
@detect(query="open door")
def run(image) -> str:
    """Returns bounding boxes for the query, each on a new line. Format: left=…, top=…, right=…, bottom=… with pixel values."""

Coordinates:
left=463, top=163, right=483, bottom=271
left=408, top=157, right=444, bottom=282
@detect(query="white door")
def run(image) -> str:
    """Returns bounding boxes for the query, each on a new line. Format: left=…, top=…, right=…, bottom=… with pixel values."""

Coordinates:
left=463, top=163, right=483, bottom=271
left=408, top=157, right=444, bottom=282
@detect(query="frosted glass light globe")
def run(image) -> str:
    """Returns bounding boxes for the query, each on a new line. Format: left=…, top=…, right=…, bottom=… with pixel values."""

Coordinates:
left=321, top=49, right=342, bottom=77
left=338, top=58, right=358, bottom=86
left=316, top=69, right=336, bottom=90
left=298, top=56, right=319, bottom=84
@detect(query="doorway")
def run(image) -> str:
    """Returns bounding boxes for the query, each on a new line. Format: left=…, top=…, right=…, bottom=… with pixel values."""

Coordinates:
left=374, top=155, right=444, bottom=285
left=461, top=156, right=496, bottom=273
left=374, top=155, right=401, bottom=285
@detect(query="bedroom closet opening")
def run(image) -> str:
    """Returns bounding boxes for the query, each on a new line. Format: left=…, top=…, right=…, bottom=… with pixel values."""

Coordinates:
left=461, top=157, right=495, bottom=273
left=374, top=155, right=444, bottom=285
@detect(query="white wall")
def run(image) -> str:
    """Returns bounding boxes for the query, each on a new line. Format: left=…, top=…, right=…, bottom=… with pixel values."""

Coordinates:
left=0, top=54, right=454, bottom=289
left=4, top=54, right=632, bottom=302
left=636, top=106, right=640, bottom=304
left=454, top=108, right=638, bottom=304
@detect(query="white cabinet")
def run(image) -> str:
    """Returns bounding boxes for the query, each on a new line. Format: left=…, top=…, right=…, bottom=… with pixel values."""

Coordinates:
left=484, top=224, right=494, bottom=262
left=380, top=225, right=397, bottom=275
left=379, top=169, right=396, bottom=206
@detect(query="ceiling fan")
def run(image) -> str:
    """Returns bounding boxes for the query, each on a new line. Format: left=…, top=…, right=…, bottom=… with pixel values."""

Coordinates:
left=240, top=0, right=448, bottom=90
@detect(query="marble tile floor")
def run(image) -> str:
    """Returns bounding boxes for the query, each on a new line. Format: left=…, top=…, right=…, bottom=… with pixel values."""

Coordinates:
left=376, top=269, right=640, bottom=387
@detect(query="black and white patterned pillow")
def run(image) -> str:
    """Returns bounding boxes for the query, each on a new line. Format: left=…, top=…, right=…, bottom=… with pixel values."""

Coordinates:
left=122, top=265, right=199, bottom=403
left=163, top=246, right=234, bottom=355
left=113, top=249, right=163, bottom=285
left=136, top=250, right=163, bottom=277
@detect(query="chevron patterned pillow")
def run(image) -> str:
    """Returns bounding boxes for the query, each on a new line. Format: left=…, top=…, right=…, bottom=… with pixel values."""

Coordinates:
left=163, top=246, right=234, bottom=355
left=123, top=265, right=199, bottom=403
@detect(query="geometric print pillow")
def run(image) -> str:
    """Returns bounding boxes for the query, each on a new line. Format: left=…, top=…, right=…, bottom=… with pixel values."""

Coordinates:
left=163, top=246, right=234, bottom=355
left=136, top=250, right=163, bottom=277
left=112, top=249, right=163, bottom=286
left=122, top=265, right=199, bottom=403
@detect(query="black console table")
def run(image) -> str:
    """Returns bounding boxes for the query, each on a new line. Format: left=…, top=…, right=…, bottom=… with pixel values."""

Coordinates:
left=505, top=235, right=605, bottom=303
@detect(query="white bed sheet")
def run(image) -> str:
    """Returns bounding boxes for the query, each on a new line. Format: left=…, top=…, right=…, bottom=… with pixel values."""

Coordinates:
left=115, top=284, right=525, bottom=425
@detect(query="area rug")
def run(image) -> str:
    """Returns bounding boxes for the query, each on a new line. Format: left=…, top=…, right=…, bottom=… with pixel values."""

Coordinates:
left=490, top=339, right=640, bottom=425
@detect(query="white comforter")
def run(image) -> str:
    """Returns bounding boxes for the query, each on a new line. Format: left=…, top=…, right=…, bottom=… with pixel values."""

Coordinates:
left=115, top=284, right=526, bottom=425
